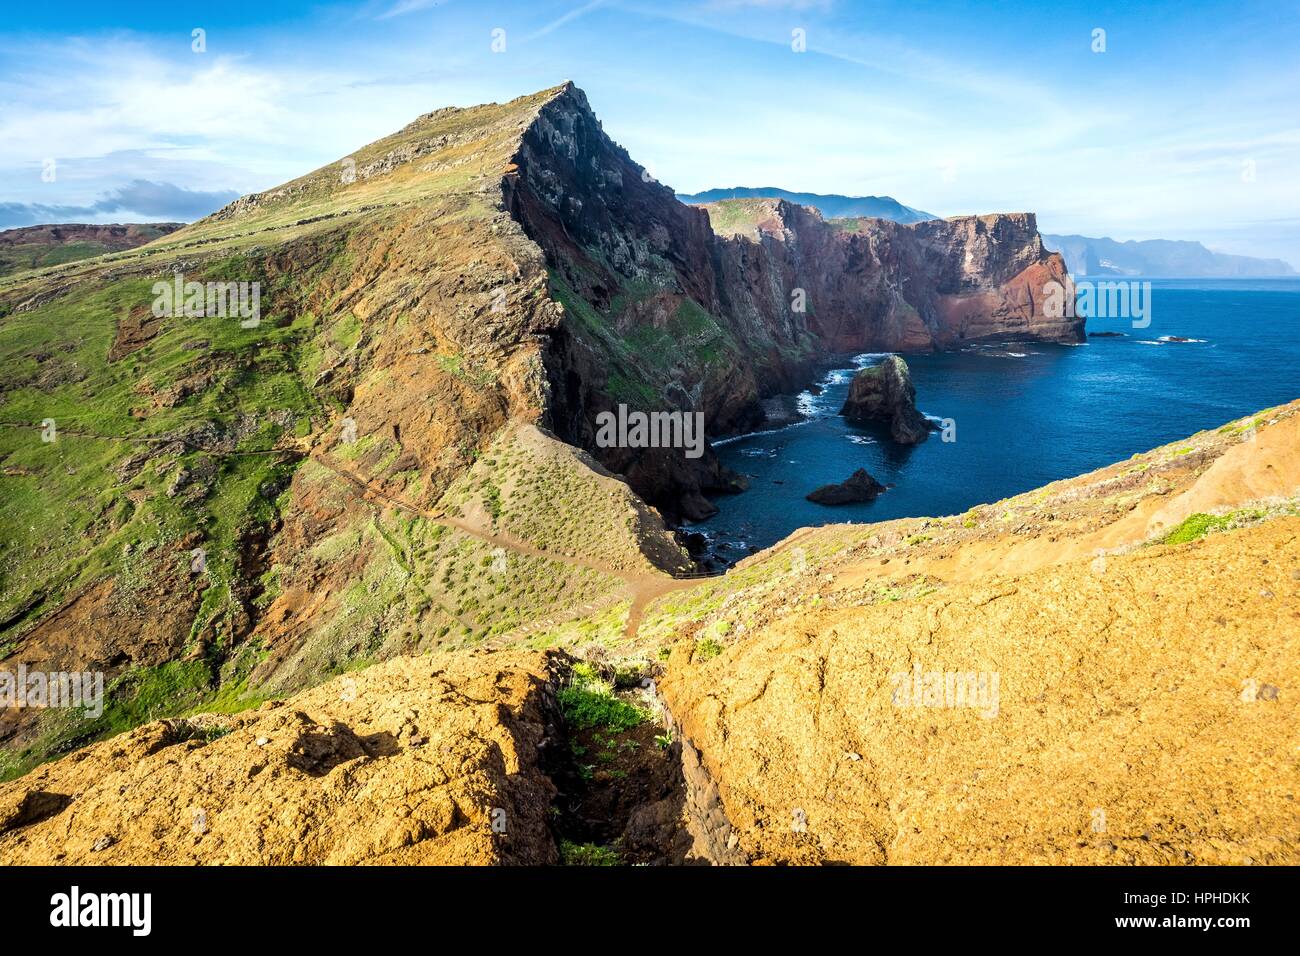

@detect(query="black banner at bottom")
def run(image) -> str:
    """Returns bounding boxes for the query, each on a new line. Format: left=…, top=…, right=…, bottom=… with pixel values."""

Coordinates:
left=0, top=865, right=1290, bottom=943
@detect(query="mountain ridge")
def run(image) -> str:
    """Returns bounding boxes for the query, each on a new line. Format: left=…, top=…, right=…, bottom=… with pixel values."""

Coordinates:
left=0, top=223, right=183, bottom=278
left=677, top=189, right=1296, bottom=278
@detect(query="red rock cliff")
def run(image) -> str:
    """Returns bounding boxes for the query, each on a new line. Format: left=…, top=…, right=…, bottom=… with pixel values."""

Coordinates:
left=504, top=84, right=1082, bottom=518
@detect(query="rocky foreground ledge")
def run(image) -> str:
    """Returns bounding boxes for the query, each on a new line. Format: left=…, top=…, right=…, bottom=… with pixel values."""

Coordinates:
left=2, top=404, right=1296, bottom=865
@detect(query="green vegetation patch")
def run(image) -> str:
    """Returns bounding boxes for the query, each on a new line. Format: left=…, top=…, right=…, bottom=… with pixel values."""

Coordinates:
left=557, top=662, right=648, bottom=732
left=558, top=839, right=621, bottom=866
left=694, top=636, right=724, bottom=661
left=546, top=270, right=746, bottom=411
left=1161, top=512, right=1234, bottom=545
left=1156, top=497, right=1300, bottom=547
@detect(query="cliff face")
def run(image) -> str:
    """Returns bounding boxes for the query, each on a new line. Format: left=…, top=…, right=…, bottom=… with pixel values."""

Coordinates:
left=505, top=85, right=1080, bottom=518
left=505, top=85, right=784, bottom=520
left=705, top=199, right=1082, bottom=351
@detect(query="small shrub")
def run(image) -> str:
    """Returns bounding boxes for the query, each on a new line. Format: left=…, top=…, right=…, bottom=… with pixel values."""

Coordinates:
left=559, top=840, right=620, bottom=866
left=695, top=637, right=724, bottom=661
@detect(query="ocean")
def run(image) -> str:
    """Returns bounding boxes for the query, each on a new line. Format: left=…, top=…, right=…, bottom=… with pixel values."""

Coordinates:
left=695, top=278, right=1300, bottom=560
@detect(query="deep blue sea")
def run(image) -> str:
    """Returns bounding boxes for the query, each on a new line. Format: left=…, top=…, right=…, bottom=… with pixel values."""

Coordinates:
left=696, top=279, right=1300, bottom=558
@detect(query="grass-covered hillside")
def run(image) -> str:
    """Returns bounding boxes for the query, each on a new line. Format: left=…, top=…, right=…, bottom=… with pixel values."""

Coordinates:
left=0, top=84, right=694, bottom=779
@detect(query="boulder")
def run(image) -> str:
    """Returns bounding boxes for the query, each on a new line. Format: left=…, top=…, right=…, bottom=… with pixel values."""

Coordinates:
left=805, top=468, right=887, bottom=505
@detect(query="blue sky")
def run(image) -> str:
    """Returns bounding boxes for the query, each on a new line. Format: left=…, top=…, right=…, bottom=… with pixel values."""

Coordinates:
left=1, top=0, right=1297, bottom=264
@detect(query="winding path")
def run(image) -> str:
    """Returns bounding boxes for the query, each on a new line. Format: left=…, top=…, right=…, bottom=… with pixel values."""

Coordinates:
left=315, top=455, right=709, bottom=640
left=1, top=418, right=752, bottom=640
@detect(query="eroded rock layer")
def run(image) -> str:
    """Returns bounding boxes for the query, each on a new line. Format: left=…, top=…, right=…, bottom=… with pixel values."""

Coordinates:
left=0, top=653, right=562, bottom=864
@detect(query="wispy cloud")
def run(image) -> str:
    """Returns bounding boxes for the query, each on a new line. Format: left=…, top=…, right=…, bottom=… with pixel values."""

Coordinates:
left=0, top=0, right=1294, bottom=263
left=376, top=0, right=449, bottom=21
left=523, top=0, right=609, bottom=42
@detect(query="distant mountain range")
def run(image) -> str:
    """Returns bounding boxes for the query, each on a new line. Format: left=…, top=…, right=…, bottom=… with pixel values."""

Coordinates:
left=677, top=186, right=936, bottom=225
left=1040, top=234, right=1295, bottom=278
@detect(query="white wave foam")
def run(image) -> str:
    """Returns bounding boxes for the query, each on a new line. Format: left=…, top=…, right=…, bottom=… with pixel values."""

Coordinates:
left=822, top=369, right=852, bottom=386
left=713, top=418, right=814, bottom=446
left=796, top=390, right=825, bottom=416
left=851, top=352, right=893, bottom=368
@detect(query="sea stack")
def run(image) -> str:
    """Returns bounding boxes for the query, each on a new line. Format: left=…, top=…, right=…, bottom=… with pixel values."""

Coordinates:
left=839, top=355, right=933, bottom=444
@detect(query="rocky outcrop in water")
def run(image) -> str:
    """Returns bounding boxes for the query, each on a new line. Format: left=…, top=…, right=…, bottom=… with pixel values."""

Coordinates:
left=840, top=355, right=933, bottom=444
left=805, top=468, right=887, bottom=505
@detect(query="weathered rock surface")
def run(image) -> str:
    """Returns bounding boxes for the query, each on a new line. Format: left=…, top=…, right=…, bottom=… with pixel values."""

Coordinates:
left=650, top=401, right=1300, bottom=865
left=660, top=516, right=1300, bottom=864
left=1, top=403, right=1297, bottom=866
left=839, top=355, right=933, bottom=444
left=806, top=468, right=887, bottom=505
left=0, top=653, right=562, bottom=864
